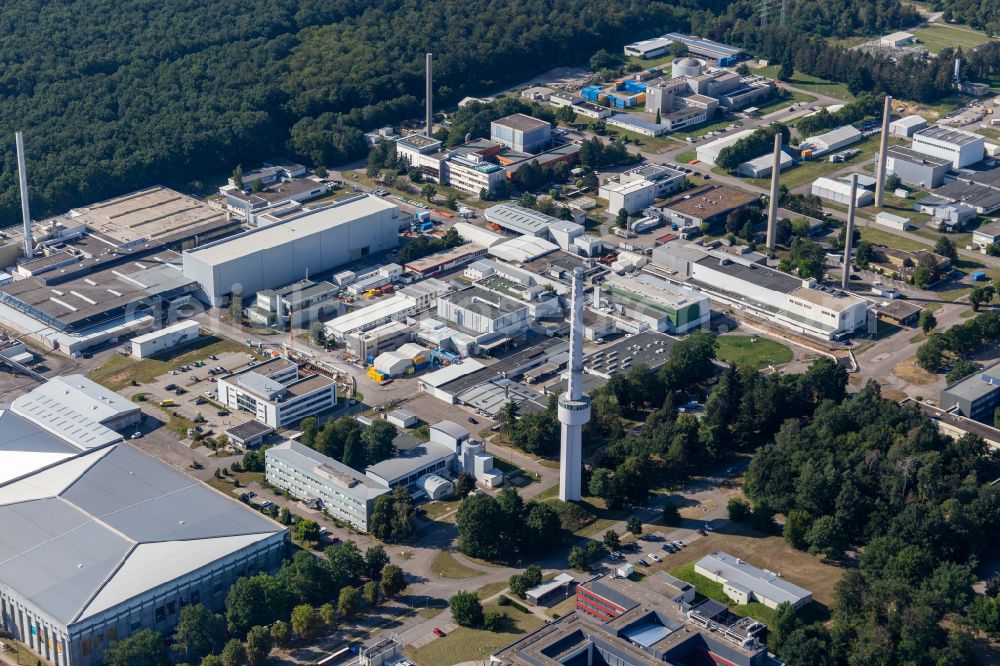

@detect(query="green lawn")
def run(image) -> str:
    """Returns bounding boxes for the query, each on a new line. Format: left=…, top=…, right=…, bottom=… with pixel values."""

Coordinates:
left=753, top=89, right=818, bottom=115
left=406, top=602, right=544, bottom=665
left=676, top=149, right=697, bottom=163
left=669, top=117, right=745, bottom=142
left=670, top=562, right=779, bottom=625
left=88, top=335, right=247, bottom=390
left=858, top=226, right=931, bottom=253
left=431, top=551, right=483, bottom=579
left=756, top=66, right=853, bottom=101
left=716, top=335, right=793, bottom=370
left=911, top=23, right=993, bottom=54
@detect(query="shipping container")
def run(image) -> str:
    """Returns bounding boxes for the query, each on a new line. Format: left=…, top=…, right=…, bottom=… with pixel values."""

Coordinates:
left=380, top=284, right=395, bottom=294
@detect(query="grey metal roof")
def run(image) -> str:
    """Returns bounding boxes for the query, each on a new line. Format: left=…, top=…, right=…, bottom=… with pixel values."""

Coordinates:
left=268, top=440, right=389, bottom=499
left=942, top=361, right=1000, bottom=402
left=0, top=409, right=81, bottom=456
left=364, top=441, right=455, bottom=483
left=886, top=145, right=952, bottom=168
left=915, top=125, right=984, bottom=147
left=0, top=443, right=283, bottom=627
left=431, top=420, right=470, bottom=440
left=696, top=552, right=811, bottom=605
left=584, top=580, right=639, bottom=611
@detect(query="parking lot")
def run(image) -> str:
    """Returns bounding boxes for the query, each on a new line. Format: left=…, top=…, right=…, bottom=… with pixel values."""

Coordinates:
left=120, top=349, right=262, bottom=440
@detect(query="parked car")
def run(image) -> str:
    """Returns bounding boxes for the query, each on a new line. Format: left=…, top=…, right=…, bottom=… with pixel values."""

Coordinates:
left=165, top=383, right=177, bottom=391
left=704, top=523, right=715, bottom=532
left=131, top=432, right=142, bottom=439
left=217, top=410, right=229, bottom=416
left=467, top=417, right=478, bottom=424
left=648, top=553, right=662, bottom=563
left=433, top=628, right=446, bottom=638
left=637, top=558, right=650, bottom=567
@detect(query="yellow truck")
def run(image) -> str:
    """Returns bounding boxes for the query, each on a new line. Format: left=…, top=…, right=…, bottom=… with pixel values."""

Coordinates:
left=159, top=399, right=175, bottom=407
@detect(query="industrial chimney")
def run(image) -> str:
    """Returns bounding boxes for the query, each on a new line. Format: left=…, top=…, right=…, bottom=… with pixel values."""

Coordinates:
left=15, top=131, right=32, bottom=257
left=425, top=53, right=434, bottom=136
left=874, top=95, right=892, bottom=208
left=841, top=173, right=859, bottom=289
left=954, top=58, right=962, bottom=82
left=765, top=131, right=782, bottom=250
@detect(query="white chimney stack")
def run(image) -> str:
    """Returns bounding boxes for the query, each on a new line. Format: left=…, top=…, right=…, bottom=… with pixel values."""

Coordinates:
left=15, top=131, right=33, bottom=257
left=425, top=53, right=434, bottom=136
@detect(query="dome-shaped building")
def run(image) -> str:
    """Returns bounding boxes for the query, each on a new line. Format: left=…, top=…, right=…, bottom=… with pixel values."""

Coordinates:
left=671, top=56, right=706, bottom=78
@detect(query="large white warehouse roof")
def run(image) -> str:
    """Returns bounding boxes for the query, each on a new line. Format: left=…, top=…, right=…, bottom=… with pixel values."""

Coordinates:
left=187, top=195, right=397, bottom=266
left=0, top=442, right=284, bottom=626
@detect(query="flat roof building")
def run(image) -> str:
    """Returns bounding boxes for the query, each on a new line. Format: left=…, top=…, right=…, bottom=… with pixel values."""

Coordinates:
left=183, top=195, right=399, bottom=306
left=217, top=358, right=337, bottom=428
left=404, top=243, right=487, bottom=277
left=912, top=125, right=985, bottom=169
left=695, top=551, right=813, bottom=609
left=663, top=32, right=743, bottom=63
left=624, top=37, right=674, bottom=59
left=58, top=186, right=237, bottom=250
left=494, top=570, right=771, bottom=666
left=653, top=184, right=760, bottom=229
left=940, top=362, right=1000, bottom=423
left=884, top=145, right=952, bottom=189
left=129, top=320, right=201, bottom=359
left=490, top=114, right=552, bottom=154
left=596, top=273, right=710, bottom=335
left=696, top=129, right=756, bottom=166
left=265, top=440, right=389, bottom=531
left=0, top=442, right=286, bottom=666
left=653, top=241, right=868, bottom=340
left=364, top=441, right=456, bottom=490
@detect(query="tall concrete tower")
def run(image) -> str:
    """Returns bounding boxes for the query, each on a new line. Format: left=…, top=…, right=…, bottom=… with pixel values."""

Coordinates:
left=425, top=53, right=434, bottom=136
left=15, top=132, right=32, bottom=257
left=558, top=268, right=590, bottom=502
left=874, top=95, right=892, bottom=208
left=841, top=173, right=859, bottom=289
left=765, top=131, right=783, bottom=251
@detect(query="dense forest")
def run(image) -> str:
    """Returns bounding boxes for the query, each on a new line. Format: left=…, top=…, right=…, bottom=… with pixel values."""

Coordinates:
left=929, top=0, right=1000, bottom=36
left=0, top=0, right=690, bottom=225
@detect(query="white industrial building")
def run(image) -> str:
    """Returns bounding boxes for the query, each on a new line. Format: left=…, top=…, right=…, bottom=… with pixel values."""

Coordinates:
left=183, top=195, right=399, bottom=306
left=430, top=421, right=503, bottom=488
left=594, top=273, right=710, bottom=334
left=889, top=115, right=928, bottom=138
left=911, top=125, right=985, bottom=169
left=12, top=374, right=141, bottom=433
left=600, top=164, right=686, bottom=215
left=802, top=125, right=863, bottom=156
left=452, top=222, right=506, bottom=248
left=652, top=241, right=868, bottom=340
left=875, top=211, right=911, bottom=231
left=484, top=204, right=556, bottom=237
left=246, top=279, right=340, bottom=329
left=364, top=441, right=456, bottom=490
left=216, top=358, right=337, bottom=428
left=695, top=552, right=812, bottom=610
left=395, top=134, right=448, bottom=183
left=624, top=37, right=673, bottom=59
left=0, top=439, right=286, bottom=666
left=696, top=129, right=755, bottom=165
left=325, top=278, right=450, bottom=341
left=489, top=236, right=560, bottom=264
left=811, top=176, right=875, bottom=206
left=737, top=150, right=793, bottom=178
left=418, top=359, right=487, bottom=403
left=129, top=320, right=200, bottom=359
left=879, top=31, right=914, bottom=47
left=265, top=440, right=389, bottom=532
left=437, top=286, right=533, bottom=337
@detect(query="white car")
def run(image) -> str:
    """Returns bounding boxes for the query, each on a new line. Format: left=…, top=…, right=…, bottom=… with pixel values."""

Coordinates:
left=647, top=553, right=661, bottom=563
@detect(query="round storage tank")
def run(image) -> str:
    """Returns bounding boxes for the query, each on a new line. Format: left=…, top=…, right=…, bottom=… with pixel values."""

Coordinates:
left=418, top=474, right=455, bottom=501
left=671, top=57, right=706, bottom=78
